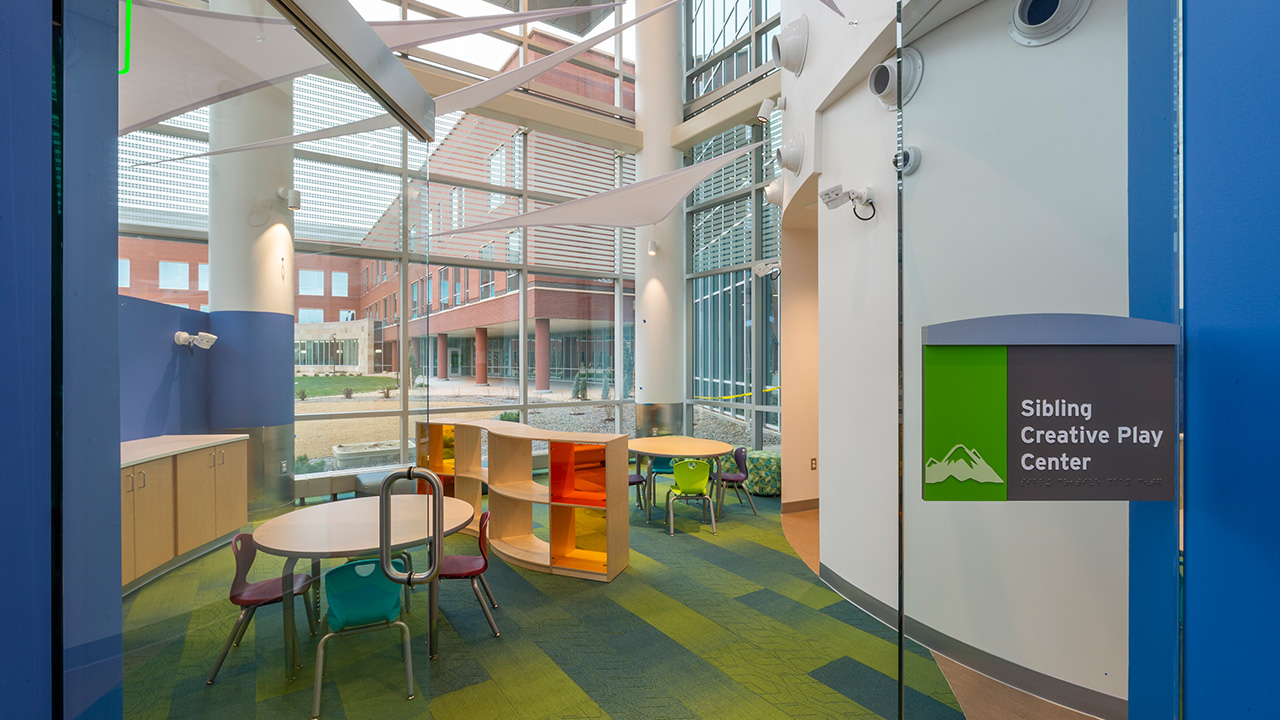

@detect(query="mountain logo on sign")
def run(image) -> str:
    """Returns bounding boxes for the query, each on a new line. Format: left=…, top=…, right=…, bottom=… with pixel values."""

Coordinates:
left=924, top=444, right=1005, bottom=485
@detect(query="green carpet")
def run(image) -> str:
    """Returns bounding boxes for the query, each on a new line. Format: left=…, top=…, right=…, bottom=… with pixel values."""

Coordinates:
left=123, top=491, right=963, bottom=719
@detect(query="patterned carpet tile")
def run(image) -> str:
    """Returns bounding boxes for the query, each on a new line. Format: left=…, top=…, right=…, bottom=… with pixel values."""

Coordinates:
left=121, top=494, right=962, bottom=720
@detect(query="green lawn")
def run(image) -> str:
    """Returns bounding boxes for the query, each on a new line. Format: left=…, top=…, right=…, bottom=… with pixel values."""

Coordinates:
left=293, top=375, right=397, bottom=398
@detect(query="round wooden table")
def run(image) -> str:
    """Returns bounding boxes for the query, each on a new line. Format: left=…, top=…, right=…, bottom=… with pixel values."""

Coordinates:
left=628, top=436, right=734, bottom=524
left=254, top=495, right=474, bottom=681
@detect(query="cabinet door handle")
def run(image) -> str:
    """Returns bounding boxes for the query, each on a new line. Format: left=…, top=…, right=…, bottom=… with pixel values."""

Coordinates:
left=139, top=470, right=146, bottom=489
left=209, top=452, right=216, bottom=468
left=127, top=472, right=135, bottom=493
left=219, top=450, right=225, bottom=465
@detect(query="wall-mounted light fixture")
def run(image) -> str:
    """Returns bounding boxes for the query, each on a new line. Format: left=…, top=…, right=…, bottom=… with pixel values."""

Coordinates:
left=771, top=16, right=808, bottom=76
left=764, top=177, right=784, bottom=206
left=647, top=240, right=658, bottom=256
left=756, top=96, right=787, bottom=124
left=174, top=331, right=218, bottom=355
left=278, top=187, right=302, bottom=210
left=776, top=134, right=804, bottom=174
left=868, top=47, right=923, bottom=109
left=819, top=184, right=876, bottom=221
left=1009, top=0, right=1092, bottom=47
left=894, top=146, right=922, bottom=176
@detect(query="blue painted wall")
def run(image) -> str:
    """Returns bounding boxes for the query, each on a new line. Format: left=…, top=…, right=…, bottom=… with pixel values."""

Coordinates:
left=1126, top=2, right=1180, bottom=717
left=0, top=2, right=55, bottom=716
left=119, top=297, right=212, bottom=441
left=209, top=311, right=296, bottom=429
left=62, top=0, right=124, bottom=716
left=1184, top=1, right=1280, bottom=716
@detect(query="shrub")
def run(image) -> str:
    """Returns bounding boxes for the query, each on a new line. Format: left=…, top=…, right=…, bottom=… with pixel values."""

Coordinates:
left=297, top=388, right=308, bottom=401
left=342, top=387, right=354, bottom=399
left=380, top=386, right=393, bottom=399
left=498, top=410, right=520, bottom=423
left=295, top=454, right=326, bottom=474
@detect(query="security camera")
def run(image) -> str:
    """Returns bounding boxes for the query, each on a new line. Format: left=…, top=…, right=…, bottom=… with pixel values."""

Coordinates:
left=175, top=330, right=218, bottom=354
left=820, top=184, right=851, bottom=210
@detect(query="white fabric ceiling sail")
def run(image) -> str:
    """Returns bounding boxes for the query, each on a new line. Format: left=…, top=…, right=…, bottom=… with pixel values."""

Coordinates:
left=120, top=0, right=619, bottom=135
left=433, top=142, right=764, bottom=236
left=131, top=0, right=676, bottom=168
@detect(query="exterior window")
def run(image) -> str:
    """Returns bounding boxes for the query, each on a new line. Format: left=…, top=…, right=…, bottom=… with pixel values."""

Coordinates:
left=299, top=308, right=324, bottom=323
left=299, top=270, right=324, bottom=296
left=198, top=264, right=209, bottom=291
left=411, top=283, right=419, bottom=317
left=454, top=268, right=463, bottom=305
left=167, top=303, right=188, bottom=309
left=425, top=277, right=432, bottom=312
left=480, top=269, right=494, bottom=299
left=158, top=261, right=189, bottom=290
left=332, top=271, right=348, bottom=297
left=200, top=304, right=209, bottom=312
left=451, top=186, right=463, bottom=229
left=339, top=309, right=355, bottom=321
left=439, top=270, right=449, bottom=307
left=489, top=146, right=506, bottom=210
left=118, top=259, right=130, bottom=288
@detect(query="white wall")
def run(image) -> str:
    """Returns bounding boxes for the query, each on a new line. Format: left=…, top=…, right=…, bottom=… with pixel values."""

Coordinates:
left=814, top=81, right=902, bottom=612
left=782, top=0, right=1135, bottom=703
left=901, top=0, right=1130, bottom=699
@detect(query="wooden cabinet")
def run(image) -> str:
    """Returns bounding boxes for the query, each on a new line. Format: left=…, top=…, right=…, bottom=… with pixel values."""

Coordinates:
left=121, top=457, right=175, bottom=584
left=418, top=419, right=628, bottom=582
left=121, top=435, right=249, bottom=587
left=174, top=440, right=249, bottom=555
left=175, top=450, right=217, bottom=554
left=214, top=440, right=248, bottom=537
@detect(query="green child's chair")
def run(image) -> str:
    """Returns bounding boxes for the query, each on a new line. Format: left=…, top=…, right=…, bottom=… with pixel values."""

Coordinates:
left=311, top=558, right=415, bottom=719
left=666, top=459, right=716, bottom=537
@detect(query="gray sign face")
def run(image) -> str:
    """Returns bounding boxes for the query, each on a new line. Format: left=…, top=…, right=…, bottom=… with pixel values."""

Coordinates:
left=1006, top=345, right=1176, bottom=501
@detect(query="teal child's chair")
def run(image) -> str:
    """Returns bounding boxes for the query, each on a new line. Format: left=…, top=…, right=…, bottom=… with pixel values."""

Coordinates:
left=666, top=459, right=716, bottom=536
left=311, top=559, right=415, bottom=719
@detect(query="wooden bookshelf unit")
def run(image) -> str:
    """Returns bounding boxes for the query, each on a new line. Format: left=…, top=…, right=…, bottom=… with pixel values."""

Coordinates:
left=416, top=419, right=628, bottom=582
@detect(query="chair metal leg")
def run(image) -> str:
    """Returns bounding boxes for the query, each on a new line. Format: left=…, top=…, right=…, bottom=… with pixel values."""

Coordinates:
left=667, top=489, right=675, bottom=536
left=478, top=574, right=498, bottom=608
left=232, top=605, right=256, bottom=647
left=470, top=578, right=501, bottom=636
left=400, top=551, right=413, bottom=614
left=708, top=497, right=717, bottom=535
left=393, top=620, right=415, bottom=699
left=207, top=606, right=251, bottom=684
left=311, top=634, right=330, bottom=720
left=742, top=485, right=757, bottom=515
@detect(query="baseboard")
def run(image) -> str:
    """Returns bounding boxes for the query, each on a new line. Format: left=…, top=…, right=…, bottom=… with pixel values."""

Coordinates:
left=781, top=497, right=819, bottom=513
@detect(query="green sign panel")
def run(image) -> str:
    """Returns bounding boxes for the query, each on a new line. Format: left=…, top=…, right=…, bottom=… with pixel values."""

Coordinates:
left=922, top=345, right=1008, bottom=501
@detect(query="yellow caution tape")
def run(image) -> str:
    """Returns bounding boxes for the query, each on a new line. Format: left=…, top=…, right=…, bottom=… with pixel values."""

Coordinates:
left=693, top=386, right=781, bottom=401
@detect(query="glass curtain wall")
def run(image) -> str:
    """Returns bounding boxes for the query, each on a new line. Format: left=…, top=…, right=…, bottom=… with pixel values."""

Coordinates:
left=682, top=72, right=783, bottom=450
left=119, top=69, right=638, bottom=481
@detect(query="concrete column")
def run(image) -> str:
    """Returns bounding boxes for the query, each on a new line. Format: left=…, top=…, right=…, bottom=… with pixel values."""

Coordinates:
left=633, top=0, right=686, bottom=436
left=207, top=0, right=295, bottom=515
left=534, top=318, right=551, bottom=392
left=437, top=334, right=449, bottom=379
left=474, top=327, right=489, bottom=385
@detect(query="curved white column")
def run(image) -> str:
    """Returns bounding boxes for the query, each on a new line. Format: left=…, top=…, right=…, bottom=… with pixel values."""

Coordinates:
left=634, top=0, right=685, bottom=432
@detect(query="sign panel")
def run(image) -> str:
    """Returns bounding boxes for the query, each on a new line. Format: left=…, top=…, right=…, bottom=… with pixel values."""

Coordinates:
left=924, top=344, right=1176, bottom=501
